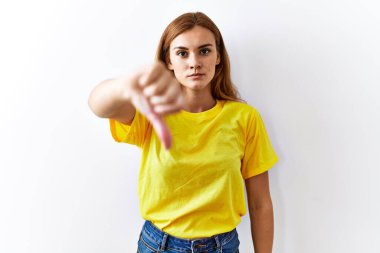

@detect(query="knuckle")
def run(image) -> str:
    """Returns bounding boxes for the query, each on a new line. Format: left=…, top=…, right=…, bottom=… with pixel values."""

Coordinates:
left=144, top=85, right=158, bottom=96
left=149, top=96, right=160, bottom=104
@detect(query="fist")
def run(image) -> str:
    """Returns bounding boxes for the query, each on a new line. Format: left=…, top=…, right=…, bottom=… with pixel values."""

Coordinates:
left=129, top=62, right=184, bottom=149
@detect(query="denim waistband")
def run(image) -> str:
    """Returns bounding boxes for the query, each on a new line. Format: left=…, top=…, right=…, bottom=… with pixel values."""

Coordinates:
left=140, top=220, right=237, bottom=252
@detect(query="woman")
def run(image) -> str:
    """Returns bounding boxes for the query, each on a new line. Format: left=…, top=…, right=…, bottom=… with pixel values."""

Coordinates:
left=88, top=12, right=279, bottom=253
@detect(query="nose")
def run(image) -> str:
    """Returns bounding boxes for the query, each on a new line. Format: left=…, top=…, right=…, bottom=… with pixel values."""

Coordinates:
left=188, top=53, right=202, bottom=70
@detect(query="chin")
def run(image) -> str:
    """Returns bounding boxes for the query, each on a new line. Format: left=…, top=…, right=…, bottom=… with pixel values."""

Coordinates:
left=180, top=77, right=213, bottom=91
left=181, top=82, right=210, bottom=91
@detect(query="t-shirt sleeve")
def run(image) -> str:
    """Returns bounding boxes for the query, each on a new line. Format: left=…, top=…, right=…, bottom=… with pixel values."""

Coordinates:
left=241, top=108, right=279, bottom=179
left=109, top=109, right=151, bottom=148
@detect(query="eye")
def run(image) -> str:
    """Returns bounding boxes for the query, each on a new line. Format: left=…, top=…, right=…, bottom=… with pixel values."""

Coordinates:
left=200, top=48, right=211, bottom=55
left=176, top=51, right=188, bottom=57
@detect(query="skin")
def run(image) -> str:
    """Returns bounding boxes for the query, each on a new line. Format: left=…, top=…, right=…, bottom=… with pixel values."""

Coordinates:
left=168, top=25, right=220, bottom=113
left=88, top=25, right=274, bottom=252
left=246, top=172, right=274, bottom=253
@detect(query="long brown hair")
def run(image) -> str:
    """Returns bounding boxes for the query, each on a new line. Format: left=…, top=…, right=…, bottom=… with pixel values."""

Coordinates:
left=156, top=12, right=243, bottom=102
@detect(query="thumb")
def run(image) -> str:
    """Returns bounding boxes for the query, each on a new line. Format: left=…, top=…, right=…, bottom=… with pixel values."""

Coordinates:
left=148, top=113, right=172, bottom=150
left=131, top=93, right=172, bottom=149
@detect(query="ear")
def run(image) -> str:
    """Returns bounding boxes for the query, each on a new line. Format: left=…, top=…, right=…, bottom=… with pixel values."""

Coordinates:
left=166, top=56, right=174, bottom=70
left=216, top=52, right=221, bottom=65
left=167, top=61, right=174, bottom=70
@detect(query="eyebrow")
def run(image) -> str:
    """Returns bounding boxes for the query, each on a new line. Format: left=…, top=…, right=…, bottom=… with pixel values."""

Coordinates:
left=173, top=44, right=214, bottom=50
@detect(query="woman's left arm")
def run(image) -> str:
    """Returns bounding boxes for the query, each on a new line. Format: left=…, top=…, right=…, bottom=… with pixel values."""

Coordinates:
left=245, top=171, right=274, bottom=253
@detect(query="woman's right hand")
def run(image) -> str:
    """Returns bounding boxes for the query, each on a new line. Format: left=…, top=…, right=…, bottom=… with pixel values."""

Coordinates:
left=122, top=61, right=184, bottom=149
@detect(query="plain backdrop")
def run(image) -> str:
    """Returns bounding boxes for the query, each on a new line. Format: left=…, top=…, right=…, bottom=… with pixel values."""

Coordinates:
left=1, top=0, right=379, bottom=252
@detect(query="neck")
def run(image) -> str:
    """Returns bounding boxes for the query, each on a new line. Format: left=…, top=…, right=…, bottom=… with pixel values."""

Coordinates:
left=182, top=89, right=216, bottom=113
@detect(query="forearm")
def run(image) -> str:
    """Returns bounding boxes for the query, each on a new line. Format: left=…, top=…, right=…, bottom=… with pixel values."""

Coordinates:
left=88, top=77, right=134, bottom=119
left=249, top=206, right=274, bottom=253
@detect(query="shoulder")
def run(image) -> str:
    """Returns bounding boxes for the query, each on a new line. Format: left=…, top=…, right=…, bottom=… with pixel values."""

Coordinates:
left=222, top=100, right=259, bottom=116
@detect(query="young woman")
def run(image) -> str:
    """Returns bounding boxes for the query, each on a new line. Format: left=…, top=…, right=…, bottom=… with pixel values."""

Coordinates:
left=88, top=12, right=279, bottom=253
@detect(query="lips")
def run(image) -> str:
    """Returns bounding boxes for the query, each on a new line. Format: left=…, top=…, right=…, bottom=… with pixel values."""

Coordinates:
left=187, top=73, right=205, bottom=77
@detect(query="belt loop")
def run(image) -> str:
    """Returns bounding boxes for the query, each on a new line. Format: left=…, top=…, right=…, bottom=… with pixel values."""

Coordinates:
left=214, top=235, right=222, bottom=253
left=159, top=233, right=168, bottom=252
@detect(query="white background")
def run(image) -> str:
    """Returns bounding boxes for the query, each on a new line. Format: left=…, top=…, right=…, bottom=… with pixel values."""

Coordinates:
left=1, top=0, right=379, bottom=252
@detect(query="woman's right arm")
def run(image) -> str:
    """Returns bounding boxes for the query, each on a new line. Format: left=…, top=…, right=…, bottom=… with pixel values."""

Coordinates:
left=88, top=76, right=136, bottom=125
left=87, top=62, right=184, bottom=149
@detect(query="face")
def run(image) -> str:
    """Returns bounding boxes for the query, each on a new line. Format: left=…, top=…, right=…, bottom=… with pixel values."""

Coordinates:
left=167, top=26, right=220, bottom=93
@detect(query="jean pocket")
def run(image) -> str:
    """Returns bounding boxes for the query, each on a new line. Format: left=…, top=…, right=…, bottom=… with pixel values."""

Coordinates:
left=221, top=230, right=240, bottom=252
left=137, top=230, right=160, bottom=253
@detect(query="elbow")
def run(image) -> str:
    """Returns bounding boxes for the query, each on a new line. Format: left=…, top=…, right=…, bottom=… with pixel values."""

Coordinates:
left=248, top=201, right=273, bottom=221
left=88, top=90, right=105, bottom=118
left=249, top=198, right=273, bottom=212
left=88, top=91, right=98, bottom=116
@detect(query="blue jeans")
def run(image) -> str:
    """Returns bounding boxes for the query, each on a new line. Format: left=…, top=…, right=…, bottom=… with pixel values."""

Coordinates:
left=137, top=220, right=240, bottom=253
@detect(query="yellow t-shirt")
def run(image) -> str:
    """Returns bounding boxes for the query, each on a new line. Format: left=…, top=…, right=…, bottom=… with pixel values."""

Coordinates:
left=109, top=100, right=279, bottom=238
